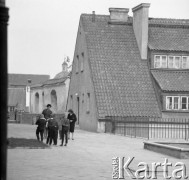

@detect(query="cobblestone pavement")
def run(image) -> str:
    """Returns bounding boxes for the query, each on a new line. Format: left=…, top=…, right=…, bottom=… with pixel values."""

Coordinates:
left=7, top=124, right=189, bottom=180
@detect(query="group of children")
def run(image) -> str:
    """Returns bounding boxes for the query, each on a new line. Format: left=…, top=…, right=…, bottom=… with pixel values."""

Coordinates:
left=35, top=105, right=77, bottom=147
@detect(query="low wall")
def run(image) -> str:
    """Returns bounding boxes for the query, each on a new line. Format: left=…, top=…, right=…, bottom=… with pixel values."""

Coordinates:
left=17, top=113, right=65, bottom=125
left=144, top=142, right=189, bottom=159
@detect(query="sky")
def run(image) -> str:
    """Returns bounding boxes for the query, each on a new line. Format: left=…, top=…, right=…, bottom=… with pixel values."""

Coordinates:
left=6, top=0, right=189, bottom=78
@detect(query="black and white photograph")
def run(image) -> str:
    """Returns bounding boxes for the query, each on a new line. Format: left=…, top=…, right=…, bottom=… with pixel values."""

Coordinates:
left=1, top=0, right=189, bottom=179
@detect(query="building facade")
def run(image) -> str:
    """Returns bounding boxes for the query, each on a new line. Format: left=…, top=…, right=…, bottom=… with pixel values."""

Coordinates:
left=8, top=73, right=49, bottom=119
left=67, top=3, right=189, bottom=132
left=30, top=62, right=70, bottom=114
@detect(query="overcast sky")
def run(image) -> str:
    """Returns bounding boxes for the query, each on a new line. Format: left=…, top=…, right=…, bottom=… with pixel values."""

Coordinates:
left=7, top=0, right=189, bottom=78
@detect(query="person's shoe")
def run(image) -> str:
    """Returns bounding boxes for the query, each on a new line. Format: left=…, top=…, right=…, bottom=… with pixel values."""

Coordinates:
left=64, top=144, right=67, bottom=146
left=72, top=138, right=74, bottom=140
left=60, top=144, right=63, bottom=146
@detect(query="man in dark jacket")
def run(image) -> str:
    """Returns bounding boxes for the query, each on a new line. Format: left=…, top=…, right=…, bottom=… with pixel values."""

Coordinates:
left=42, top=104, right=52, bottom=119
left=42, top=104, right=52, bottom=138
left=35, top=114, right=46, bottom=142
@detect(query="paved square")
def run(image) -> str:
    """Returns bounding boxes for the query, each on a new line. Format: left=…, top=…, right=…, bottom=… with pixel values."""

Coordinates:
left=7, top=124, right=189, bottom=180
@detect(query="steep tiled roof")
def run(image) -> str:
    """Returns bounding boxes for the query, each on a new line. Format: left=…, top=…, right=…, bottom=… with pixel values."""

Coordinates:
left=151, top=70, right=189, bottom=92
left=8, top=88, right=25, bottom=107
left=149, top=18, right=189, bottom=26
left=54, top=71, right=69, bottom=79
left=31, top=72, right=71, bottom=88
left=8, top=74, right=50, bottom=86
left=81, top=14, right=161, bottom=118
left=148, top=18, right=189, bottom=52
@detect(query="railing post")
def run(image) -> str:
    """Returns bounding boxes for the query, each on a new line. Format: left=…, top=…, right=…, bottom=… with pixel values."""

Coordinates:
left=135, top=118, right=136, bottom=138
left=185, top=119, right=187, bottom=141
left=112, top=119, right=115, bottom=134
left=148, top=118, right=149, bottom=140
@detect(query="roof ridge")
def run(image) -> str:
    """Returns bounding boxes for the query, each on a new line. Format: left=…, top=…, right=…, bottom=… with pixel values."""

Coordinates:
left=151, top=69, right=189, bottom=73
left=8, top=73, right=50, bottom=76
left=149, top=17, right=189, bottom=21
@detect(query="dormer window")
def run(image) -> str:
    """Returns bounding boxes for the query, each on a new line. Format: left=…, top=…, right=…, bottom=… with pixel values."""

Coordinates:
left=154, top=55, right=189, bottom=69
left=166, top=96, right=189, bottom=111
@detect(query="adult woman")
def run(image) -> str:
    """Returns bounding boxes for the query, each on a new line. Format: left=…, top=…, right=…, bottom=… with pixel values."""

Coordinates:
left=67, top=109, right=77, bottom=140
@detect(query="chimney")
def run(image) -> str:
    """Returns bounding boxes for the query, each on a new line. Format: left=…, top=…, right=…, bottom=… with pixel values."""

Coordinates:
left=62, top=61, right=68, bottom=72
left=109, top=8, right=129, bottom=23
left=92, top=11, right=95, bottom=22
left=132, top=3, right=150, bottom=60
left=27, top=79, right=32, bottom=84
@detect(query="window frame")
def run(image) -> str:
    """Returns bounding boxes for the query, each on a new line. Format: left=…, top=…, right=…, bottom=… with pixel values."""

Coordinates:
left=174, top=56, right=181, bottom=69
left=154, top=55, right=167, bottom=68
left=168, top=56, right=174, bottom=68
left=181, top=96, right=188, bottom=110
left=182, top=56, right=189, bottom=69
left=166, top=96, right=189, bottom=111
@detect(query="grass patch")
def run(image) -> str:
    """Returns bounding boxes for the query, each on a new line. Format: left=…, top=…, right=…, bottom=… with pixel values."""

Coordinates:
left=8, top=137, right=50, bottom=149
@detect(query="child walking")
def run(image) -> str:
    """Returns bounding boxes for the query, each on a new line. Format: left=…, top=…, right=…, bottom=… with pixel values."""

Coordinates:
left=35, top=114, right=46, bottom=142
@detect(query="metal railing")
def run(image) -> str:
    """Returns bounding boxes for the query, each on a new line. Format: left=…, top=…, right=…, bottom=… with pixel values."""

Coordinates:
left=104, top=116, right=189, bottom=140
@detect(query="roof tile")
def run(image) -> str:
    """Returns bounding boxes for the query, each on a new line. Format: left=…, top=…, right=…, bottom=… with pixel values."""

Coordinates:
left=151, top=70, right=189, bottom=92
left=81, top=14, right=161, bottom=118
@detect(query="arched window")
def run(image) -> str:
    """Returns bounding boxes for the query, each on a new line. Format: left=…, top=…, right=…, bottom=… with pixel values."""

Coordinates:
left=51, top=90, right=57, bottom=111
left=35, top=92, right=39, bottom=113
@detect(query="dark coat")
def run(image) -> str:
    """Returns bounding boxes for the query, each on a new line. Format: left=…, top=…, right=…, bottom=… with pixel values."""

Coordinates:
left=48, top=118, right=58, bottom=130
left=42, top=108, right=52, bottom=119
left=67, top=113, right=77, bottom=133
left=35, top=118, right=46, bottom=130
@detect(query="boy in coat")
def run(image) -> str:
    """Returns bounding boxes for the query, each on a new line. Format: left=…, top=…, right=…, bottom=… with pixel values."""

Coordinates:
left=35, top=114, right=46, bottom=142
left=47, top=114, right=58, bottom=145
left=60, top=113, right=70, bottom=146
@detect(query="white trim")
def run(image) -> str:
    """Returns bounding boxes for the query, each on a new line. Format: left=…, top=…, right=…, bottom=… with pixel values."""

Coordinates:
left=182, top=56, right=189, bottom=69
left=166, top=96, right=189, bottom=111
left=154, top=55, right=167, bottom=68
left=181, top=96, right=189, bottom=110
left=174, top=56, right=181, bottom=69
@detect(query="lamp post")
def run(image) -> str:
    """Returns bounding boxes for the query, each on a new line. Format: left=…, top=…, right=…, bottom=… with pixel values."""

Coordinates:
left=0, top=0, right=9, bottom=179
left=26, top=79, right=32, bottom=112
